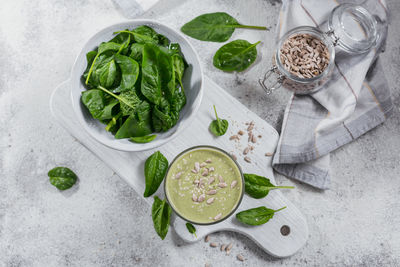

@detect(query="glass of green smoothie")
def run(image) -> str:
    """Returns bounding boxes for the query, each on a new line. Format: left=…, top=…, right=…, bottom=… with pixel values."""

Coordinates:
left=165, top=146, right=244, bottom=225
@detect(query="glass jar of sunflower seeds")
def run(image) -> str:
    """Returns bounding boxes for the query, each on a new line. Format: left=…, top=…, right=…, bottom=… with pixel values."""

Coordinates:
left=259, top=3, right=384, bottom=95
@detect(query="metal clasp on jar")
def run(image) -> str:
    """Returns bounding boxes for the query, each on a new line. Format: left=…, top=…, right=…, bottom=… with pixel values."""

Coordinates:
left=258, top=66, right=284, bottom=94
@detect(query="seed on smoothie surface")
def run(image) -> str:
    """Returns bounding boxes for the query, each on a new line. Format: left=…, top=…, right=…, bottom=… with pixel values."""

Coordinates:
left=206, top=197, right=215, bottom=204
left=198, top=194, right=205, bottom=202
left=208, top=177, right=215, bottom=184
left=207, top=189, right=217, bottom=195
left=205, top=159, right=212, bottom=163
left=209, top=167, right=215, bottom=172
left=218, top=175, right=225, bottom=183
left=200, top=162, right=206, bottom=168
left=218, top=182, right=227, bottom=188
left=175, top=172, right=183, bottom=179
left=231, top=180, right=238, bottom=189
left=194, top=162, right=200, bottom=172
left=213, top=213, right=222, bottom=220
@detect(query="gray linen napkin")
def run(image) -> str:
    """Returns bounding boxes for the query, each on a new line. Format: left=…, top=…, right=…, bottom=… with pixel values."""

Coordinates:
left=272, top=0, right=393, bottom=189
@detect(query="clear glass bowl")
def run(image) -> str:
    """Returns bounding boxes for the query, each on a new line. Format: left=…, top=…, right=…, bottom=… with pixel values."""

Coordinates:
left=164, top=145, right=245, bottom=225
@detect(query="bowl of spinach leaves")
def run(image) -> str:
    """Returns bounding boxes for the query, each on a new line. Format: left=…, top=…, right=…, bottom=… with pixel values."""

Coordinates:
left=71, top=20, right=203, bottom=151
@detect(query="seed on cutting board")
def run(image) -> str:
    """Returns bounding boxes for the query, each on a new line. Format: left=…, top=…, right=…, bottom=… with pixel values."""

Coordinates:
left=229, top=135, right=239, bottom=141
left=205, top=263, right=210, bottom=267
left=265, top=152, right=274, bottom=157
left=247, top=124, right=254, bottom=131
left=210, top=242, right=218, bottom=247
left=226, top=243, right=233, bottom=251
left=218, top=182, right=227, bottom=188
left=248, top=132, right=253, bottom=142
left=231, top=154, right=237, bottom=160
left=213, top=213, right=222, bottom=220
left=238, top=130, right=244, bottom=135
left=205, top=235, right=210, bottom=242
left=206, top=197, right=215, bottom=204
left=251, top=135, right=257, bottom=143
left=237, top=254, right=245, bottom=261
left=243, top=147, right=250, bottom=155
left=207, top=189, right=217, bottom=195
left=231, top=180, right=238, bottom=189
left=244, top=156, right=251, bottom=163
left=175, top=172, right=182, bottom=179
left=220, top=244, right=227, bottom=251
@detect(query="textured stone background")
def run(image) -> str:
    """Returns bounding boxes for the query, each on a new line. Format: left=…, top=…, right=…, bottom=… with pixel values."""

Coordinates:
left=1, top=0, right=399, bottom=266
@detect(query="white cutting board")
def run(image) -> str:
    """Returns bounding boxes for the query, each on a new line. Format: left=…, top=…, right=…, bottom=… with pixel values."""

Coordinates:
left=50, top=76, right=308, bottom=258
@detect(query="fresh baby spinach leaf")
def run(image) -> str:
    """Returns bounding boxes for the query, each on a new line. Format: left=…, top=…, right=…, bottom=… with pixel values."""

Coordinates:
left=186, top=223, right=197, bottom=237
left=114, top=54, right=139, bottom=93
left=181, top=12, right=267, bottom=42
left=48, top=167, right=77, bottom=190
left=213, top=40, right=261, bottom=72
left=130, top=134, right=157, bottom=143
left=99, top=59, right=117, bottom=88
left=244, top=174, right=294, bottom=199
left=81, top=89, right=118, bottom=120
left=236, top=206, right=286, bottom=226
left=144, top=151, right=169, bottom=197
left=152, top=196, right=172, bottom=240
left=209, top=105, right=228, bottom=136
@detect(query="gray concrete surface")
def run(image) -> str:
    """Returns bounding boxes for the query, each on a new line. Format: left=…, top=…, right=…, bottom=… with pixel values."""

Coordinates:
left=0, top=0, right=399, bottom=266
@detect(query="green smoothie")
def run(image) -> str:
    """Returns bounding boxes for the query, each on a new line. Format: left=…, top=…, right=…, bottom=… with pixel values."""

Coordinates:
left=165, top=146, right=243, bottom=224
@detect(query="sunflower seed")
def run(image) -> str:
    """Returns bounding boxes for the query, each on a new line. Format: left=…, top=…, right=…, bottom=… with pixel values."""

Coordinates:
left=175, top=172, right=182, bottom=179
left=207, top=190, right=217, bottom=195
left=218, top=175, right=225, bottom=183
left=231, top=154, right=237, bottom=160
left=237, top=254, right=245, bottom=261
left=265, top=152, right=274, bottom=157
left=226, top=243, right=233, bottom=251
left=208, top=177, right=215, bottom=184
left=231, top=180, right=238, bottom=189
left=220, top=244, right=226, bottom=251
left=218, top=182, right=227, bottom=188
left=198, top=194, right=205, bottom=202
left=251, top=135, right=257, bottom=143
left=229, top=135, right=239, bottom=141
left=202, top=168, right=209, bottom=176
left=206, top=197, right=215, bottom=204
left=191, top=169, right=198, bottom=174
left=205, top=159, right=212, bottom=163
left=200, top=162, right=206, bottom=168
left=210, top=242, right=218, bottom=247
left=238, top=130, right=244, bottom=135
left=192, top=194, right=198, bottom=202
left=244, top=156, right=251, bottom=163
left=213, top=213, right=222, bottom=220
left=243, top=147, right=250, bottom=155
left=205, top=235, right=210, bottom=242
left=194, top=162, right=200, bottom=172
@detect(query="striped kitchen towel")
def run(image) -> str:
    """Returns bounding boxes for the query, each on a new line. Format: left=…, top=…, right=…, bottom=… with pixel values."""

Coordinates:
left=272, top=0, right=392, bottom=189
left=112, top=0, right=160, bottom=18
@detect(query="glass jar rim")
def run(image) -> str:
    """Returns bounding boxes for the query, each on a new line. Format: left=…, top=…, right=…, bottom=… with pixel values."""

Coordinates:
left=164, top=145, right=245, bottom=225
left=275, top=26, right=336, bottom=84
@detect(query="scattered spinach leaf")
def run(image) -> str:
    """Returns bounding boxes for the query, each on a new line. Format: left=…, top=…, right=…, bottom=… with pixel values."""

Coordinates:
left=152, top=196, right=172, bottom=240
left=144, top=151, right=169, bottom=197
left=130, top=134, right=157, bottom=143
left=244, top=174, right=294, bottom=199
left=48, top=167, right=77, bottom=190
left=209, top=105, right=228, bottom=136
left=236, top=206, right=286, bottom=226
left=185, top=223, right=197, bottom=237
left=213, top=40, right=261, bottom=72
left=181, top=12, right=267, bottom=42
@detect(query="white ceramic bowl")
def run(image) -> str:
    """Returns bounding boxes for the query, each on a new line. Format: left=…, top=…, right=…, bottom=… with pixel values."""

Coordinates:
left=70, top=20, right=203, bottom=151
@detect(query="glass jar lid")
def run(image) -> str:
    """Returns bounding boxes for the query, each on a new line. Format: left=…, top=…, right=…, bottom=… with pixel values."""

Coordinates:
left=328, top=3, right=377, bottom=54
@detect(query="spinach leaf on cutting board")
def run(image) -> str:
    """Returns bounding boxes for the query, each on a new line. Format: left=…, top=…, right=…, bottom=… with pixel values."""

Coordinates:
left=144, top=151, right=169, bottom=197
left=236, top=206, right=286, bottom=226
left=152, top=196, right=172, bottom=240
left=209, top=105, right=228, bottom=136
left=213, top=40, right=261, bottom=72
left=181, top=12, right=267, bottom=42
left=244, top=174, right=294, bottom=199
left=48, top=167, right=77, bottom=190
